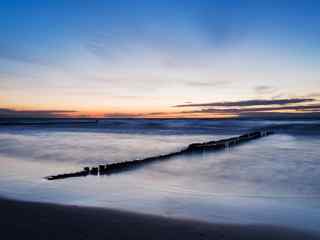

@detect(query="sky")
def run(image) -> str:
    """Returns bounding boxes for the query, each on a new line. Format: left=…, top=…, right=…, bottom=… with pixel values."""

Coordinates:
left=0, top=0, right=320, bottom=118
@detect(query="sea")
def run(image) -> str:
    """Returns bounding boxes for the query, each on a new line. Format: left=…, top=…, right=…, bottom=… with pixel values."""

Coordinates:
left=0, top=118, right=320, bottom=233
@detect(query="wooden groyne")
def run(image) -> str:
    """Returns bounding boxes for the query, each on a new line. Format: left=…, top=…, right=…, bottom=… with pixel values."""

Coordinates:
left=45, top=130, right=273, bottom=181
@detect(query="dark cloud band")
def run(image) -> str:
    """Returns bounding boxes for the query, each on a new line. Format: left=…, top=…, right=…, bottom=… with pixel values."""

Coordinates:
left=180, top=104, right=320, bottom=114
left=0, top=109, right=77, bottom=118
left=174, top=98, right=315, bottom=108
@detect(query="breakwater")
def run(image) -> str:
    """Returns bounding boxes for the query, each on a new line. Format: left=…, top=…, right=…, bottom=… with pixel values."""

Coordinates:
left=45, top=130, right=273, bottom=180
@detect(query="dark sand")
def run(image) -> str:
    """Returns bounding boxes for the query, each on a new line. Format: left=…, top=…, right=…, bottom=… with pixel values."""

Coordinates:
left=1, top=198, right=319, bottom=240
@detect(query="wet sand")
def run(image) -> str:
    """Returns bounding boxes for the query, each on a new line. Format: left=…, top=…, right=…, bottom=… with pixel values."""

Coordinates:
left=0, top=197, right=319, bottom=240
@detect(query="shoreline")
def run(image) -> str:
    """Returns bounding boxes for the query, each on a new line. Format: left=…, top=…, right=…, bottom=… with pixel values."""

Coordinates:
left=1, top=197, right=319, bottom=240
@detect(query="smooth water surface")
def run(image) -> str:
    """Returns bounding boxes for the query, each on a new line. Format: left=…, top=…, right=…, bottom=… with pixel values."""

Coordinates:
left=0, top=119, right=320, bottom=233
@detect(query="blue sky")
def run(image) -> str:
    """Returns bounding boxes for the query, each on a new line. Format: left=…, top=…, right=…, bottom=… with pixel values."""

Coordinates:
left=0, top=0, right=319, bottom=117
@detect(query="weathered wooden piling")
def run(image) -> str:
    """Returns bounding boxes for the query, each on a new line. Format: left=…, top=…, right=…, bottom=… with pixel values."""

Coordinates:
left=45, top=130, right=273, bottom=181
left=99, top=165, right=106, bottom=173
left=90, top=167, right=98, bottom=175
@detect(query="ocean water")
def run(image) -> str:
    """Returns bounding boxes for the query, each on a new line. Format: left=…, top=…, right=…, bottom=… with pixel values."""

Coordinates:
left=0, top=119, right=320, bottom=233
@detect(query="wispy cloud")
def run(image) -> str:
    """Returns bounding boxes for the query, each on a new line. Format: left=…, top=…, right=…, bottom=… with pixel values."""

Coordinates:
left=307, top=92, right=320, bottom=98
left=104, top=112, right=144, bottom=118
left=254, top=85, right=275, bottom=94
left=174, top=98, right=315, bottom=108
left=185, top=80, right=229, bottom=87
left=0, top=44, right=58, bottom=68
left=180, top=104, right=320, bottom=114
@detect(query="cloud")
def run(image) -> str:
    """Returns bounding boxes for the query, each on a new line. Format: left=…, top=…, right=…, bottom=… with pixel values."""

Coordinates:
left=185, top=80, right=229, bottom=87
left=0, top=108, right=77, bottom=118
left=254, top=85, right=275, bottom=94
left=174, top=98, right=315, bottom=107
left=307, top=92, right=320, bottom=98
left=104, top=112, right=144, bottom=118
left=0, top=44, right=56, bottom=68
left=179, top=104, right=320, bottom=115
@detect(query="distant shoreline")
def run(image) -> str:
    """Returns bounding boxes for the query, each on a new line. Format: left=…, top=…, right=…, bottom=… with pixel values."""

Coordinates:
left=1, top=197, right=319, bottom=240
left=1, top=117, right=320, bottom=122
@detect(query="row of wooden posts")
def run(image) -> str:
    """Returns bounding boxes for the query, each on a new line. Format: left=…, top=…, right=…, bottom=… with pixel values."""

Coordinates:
left=45, top=130, right=273, bottom=181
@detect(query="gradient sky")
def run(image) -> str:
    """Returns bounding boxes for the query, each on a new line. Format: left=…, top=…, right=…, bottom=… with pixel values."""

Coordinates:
left=1, top=0, right=320, bottom=118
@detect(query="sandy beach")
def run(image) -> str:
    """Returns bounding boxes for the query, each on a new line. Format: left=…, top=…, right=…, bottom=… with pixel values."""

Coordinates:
left=1, top=197, right=319, bottom=240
